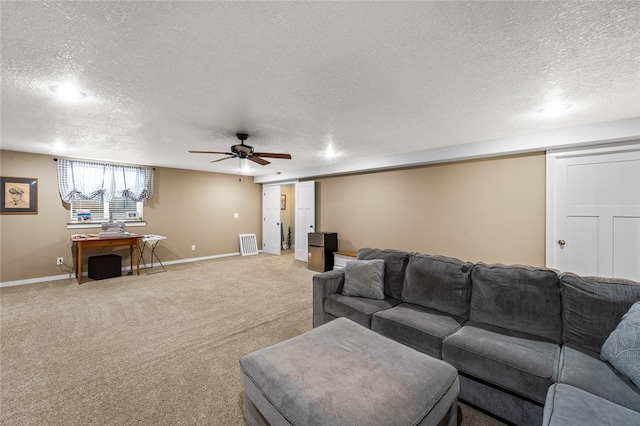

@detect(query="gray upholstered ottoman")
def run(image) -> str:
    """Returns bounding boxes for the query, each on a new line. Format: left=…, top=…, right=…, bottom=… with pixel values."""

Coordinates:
left=240, top=317, right=459, bottom=426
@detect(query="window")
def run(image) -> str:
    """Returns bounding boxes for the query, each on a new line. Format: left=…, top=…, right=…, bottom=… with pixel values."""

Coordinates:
left=71, top=199, right=143, bottom=223
left=56, top=158, right=154, bottom=227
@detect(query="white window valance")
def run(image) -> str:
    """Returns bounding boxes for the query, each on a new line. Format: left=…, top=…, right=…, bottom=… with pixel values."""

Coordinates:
left=57, top=159, right=154, bottom=203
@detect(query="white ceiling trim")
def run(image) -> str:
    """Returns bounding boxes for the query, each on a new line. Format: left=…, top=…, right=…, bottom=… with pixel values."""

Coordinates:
left=255, top=117, right=640, bottom=184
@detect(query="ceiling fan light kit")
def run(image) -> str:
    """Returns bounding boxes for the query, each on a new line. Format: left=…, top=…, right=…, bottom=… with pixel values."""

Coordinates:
left=189, top=133, right=292, bottom=166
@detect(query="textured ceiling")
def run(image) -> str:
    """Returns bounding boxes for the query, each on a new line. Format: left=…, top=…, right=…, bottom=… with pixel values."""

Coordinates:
left=1, top=1, right=639, bottom=181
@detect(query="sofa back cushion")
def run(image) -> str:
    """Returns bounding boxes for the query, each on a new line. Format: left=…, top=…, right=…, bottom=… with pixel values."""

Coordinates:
left=560, top=273, right=640, bottom=352
left=401, top=254, right=474, bottom=319
left=357, top=248, right=410, bottom=299
left=470, top=263, right=562, bottom=342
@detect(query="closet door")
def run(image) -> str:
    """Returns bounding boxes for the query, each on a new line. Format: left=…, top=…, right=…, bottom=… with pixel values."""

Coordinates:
left=547, top=143, right=640, bottom=280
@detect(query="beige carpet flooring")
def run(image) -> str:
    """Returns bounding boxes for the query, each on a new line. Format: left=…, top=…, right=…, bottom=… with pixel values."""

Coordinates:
left=1, top=253, right=505, bottom=425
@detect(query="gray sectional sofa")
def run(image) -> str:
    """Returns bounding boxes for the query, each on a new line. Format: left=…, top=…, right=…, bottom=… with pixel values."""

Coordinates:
left=312, top=248, right=640, bottom=425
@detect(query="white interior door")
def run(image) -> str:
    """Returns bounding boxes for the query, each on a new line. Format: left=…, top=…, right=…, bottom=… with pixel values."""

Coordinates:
left=262, top=185, right=281, bottom=255
left=547, top=143, right=640, bottom=280
left=295, top=181, right=315, bottom=262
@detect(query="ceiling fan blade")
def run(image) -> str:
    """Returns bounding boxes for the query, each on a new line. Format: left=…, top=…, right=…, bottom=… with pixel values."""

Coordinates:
left=189, top=150, right=234, bottom=155
left=211, top=156, right=235, bottom=163
left=253, top=152, right=292, bottom=159
left=249, top=156, right=270, bottom=166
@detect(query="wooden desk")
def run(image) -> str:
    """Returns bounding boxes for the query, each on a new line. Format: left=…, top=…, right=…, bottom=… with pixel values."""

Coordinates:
left=72, top=235, right=142, bottom=284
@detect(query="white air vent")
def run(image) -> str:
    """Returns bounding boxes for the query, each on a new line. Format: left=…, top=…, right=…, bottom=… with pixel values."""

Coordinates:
left=239, top=234, right=259, bottom=256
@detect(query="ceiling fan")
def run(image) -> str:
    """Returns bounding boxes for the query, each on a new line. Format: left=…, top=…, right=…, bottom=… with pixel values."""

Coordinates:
left=189, top=133, right=292, bottom=166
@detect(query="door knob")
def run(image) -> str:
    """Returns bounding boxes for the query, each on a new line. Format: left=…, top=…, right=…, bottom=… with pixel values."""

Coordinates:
left=558, top=240, right=566, bottom=247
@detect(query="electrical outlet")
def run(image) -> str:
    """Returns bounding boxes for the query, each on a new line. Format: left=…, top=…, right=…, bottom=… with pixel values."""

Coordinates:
left=56, top=257, right=64, bottom=265
left=191, top=245, right=196, bottom=251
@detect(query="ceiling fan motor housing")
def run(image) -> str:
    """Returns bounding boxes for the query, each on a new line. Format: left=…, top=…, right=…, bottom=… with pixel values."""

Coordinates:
left=233, top=133, right=252, bottom=157
left=233, top=144, right=253, bottom=157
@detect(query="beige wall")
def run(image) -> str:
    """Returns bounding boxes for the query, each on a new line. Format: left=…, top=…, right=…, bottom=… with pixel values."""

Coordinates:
left=315, top=153, right=546, bottom=266
left=1, top=150, right=546, bottom=283
left=0, top=150, right=263, bottom=283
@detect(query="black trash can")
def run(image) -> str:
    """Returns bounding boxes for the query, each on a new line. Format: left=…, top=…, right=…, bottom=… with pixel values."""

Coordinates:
left=88, top=254, right=122, bottom=280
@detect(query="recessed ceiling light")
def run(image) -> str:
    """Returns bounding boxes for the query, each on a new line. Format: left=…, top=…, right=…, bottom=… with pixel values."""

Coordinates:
left=322, top=147, right=338, bottom=158
left=48, top=84, right=87, bottom=99
left=52, top=139, right=66, bottom=152
left=537, top=103, right=572, bottom=115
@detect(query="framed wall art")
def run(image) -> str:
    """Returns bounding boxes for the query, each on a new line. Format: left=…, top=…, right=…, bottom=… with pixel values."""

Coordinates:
left=280, top=194, right=286, bottom=210
left=1, top=177, right=38, bottom=214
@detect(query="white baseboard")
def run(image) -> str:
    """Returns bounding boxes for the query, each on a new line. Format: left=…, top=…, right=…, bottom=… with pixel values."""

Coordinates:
left=0, top=273, right=75, bottom=288
left=0, top=251, right=249, bottom=288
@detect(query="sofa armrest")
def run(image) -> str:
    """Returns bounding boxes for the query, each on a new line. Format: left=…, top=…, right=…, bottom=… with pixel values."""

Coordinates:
left=313, top=269, right=345, bottom=328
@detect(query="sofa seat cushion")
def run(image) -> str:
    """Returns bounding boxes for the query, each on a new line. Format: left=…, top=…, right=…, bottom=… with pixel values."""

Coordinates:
left=401, top=254, right=473, bottom=319
left=442, top=323, right=560, bottom=403
left=324, top=293, right=401, bottom=328
left=557, top=344, right=640, bottom=412
left=372, top=303, right=465, bottom=359
left=543, top=383, right=640, bottom=426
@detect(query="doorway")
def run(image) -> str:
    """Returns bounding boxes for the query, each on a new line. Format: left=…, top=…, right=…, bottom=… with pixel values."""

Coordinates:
left=262, top=181, right=316, bottom=260
left=262, top=183, right=296, bottom=256
left=280, top=184, right=295, bottom=254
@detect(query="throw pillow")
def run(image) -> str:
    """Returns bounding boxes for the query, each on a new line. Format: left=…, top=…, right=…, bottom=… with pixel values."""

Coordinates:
left=356, top=248, right=409, bottom=299
left=342, top=259, right=385, bottom=300
left=601, top=301, right=640, bottom=389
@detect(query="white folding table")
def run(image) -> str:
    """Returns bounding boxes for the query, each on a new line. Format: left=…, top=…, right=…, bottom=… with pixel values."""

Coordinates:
left=140, top=235, right=167, bottom=274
